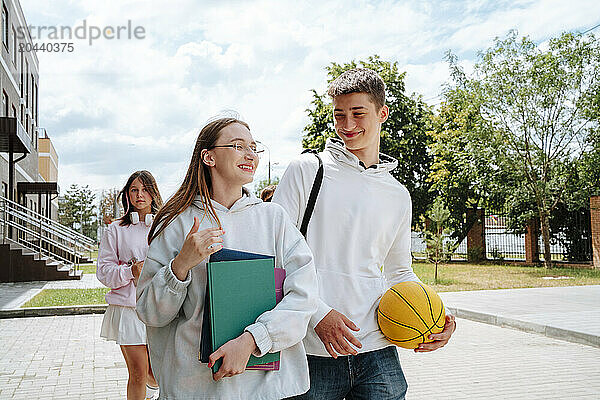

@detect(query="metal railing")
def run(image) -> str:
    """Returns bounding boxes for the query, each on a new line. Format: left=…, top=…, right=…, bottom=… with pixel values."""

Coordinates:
left=0, top=196, right=95, bottom=273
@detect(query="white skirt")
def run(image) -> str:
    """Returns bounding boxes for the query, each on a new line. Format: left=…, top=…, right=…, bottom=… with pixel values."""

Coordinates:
left=100, top=304, right=147, bottom=345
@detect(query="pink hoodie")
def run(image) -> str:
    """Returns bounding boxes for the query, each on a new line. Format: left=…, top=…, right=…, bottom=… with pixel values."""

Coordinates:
left=96, top=219, right=151, bottom=307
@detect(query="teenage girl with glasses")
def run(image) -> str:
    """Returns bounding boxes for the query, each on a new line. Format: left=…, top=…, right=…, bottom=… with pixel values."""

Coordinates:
left=136, top=116, right=317, bottom=399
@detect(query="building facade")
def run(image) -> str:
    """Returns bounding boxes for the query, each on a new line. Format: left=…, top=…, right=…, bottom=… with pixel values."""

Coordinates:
left=0, top=0, right=59, bottom=220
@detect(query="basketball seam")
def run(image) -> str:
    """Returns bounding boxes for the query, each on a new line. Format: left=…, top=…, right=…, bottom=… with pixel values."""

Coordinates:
left=433, top=304, right=445, bottom=329
left=389, top=286, right=429, bottom=329
left=383, top=322, right=442, bottom=344
left=416, top=282, right=436, bottom=323
left=377, top=309, right=422, bottom=334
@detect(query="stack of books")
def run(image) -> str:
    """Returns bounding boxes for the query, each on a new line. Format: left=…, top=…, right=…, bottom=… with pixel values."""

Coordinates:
left=199, top=248, right=286, bottom=372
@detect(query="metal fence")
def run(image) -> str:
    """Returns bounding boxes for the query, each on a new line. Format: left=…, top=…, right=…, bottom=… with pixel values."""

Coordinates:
left=410, top=232, right=467, bottom=261
left=485, top=208, right=592, bottom=263
left=538, top=208, right=592, bottom=262
left=412, top=207, right=592, bottom=264
left=485, top=212, right=526, bottom=261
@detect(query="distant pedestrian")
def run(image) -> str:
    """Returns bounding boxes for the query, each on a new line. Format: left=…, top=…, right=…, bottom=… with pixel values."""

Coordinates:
left=260, top=184, right=277, bottom=202
left=97, top=170, right=163, bottom=400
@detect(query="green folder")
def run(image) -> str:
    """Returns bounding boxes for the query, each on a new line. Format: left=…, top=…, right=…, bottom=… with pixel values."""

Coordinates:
left=206, top=258, right=280, bottom=373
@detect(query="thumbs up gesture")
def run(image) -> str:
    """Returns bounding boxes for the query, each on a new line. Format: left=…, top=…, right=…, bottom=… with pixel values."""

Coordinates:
left=171, top=217, right=224, bottom=281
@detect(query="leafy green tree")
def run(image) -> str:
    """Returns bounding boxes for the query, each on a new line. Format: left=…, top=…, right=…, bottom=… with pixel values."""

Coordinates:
left=58, top=184, right=98, bottom=240
left=428, top=74, right=514, bottom=244
left=303, top=56, right=434, bottom=225
left=446, top=31, right=600, bottom=267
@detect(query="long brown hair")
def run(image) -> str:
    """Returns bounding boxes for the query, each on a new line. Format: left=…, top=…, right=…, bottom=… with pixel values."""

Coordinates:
left=118, top=170, right=163, bottom=227
left=148, top=117, right=250, bottom=244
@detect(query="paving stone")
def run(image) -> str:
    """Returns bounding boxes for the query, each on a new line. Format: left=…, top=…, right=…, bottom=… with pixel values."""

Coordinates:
left=1, top=314, right=599, bottom=399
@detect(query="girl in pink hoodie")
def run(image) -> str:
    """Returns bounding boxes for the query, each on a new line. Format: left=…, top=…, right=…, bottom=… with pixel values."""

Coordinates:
left=97, top=170, right=163, bottom=400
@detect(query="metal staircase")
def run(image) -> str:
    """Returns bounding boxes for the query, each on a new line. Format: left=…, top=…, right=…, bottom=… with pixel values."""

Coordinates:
left=0, top=196, right=96, bottom=282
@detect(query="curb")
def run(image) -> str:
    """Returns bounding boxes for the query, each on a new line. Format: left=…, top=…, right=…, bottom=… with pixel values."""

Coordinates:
left=0, top=304, right=108, bottom=319
left=447, top=306, right=600, bottom=349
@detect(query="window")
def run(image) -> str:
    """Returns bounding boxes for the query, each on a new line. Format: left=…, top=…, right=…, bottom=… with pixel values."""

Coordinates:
left=12, top=26, right=16, bottom=65
left=19, top=51, right=23, bottom=96
left=2, top=91, right=7, bottom=117
left=25, top=59, right=28, bottom=108
left=31, top=74, right=34, bottom=121
left=34, top=83, right=38, bottom=124
left=11, top=104, right=15, bottom=117
left=2, top=182, right=7, bottom=198
left=2, top=4, right=8, bottom=51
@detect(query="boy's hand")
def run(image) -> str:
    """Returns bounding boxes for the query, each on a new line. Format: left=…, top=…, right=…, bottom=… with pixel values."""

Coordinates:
left=414, top=314, right=456, bottom=353
left=209, top=332, right=257, bottom=381
left=315, top=309, right=362, bottom=358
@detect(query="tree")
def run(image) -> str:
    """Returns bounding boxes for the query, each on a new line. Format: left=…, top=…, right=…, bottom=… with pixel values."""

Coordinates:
left=99, top=188, right=121, bottom=226
left=58, top=184, right=98, bottom=240
left=428, top=73, right=514, bottom=244
left=446, top=31, right=600, bottom=267
left=303, top=56, right=434, bottom=225
left=423, top=198, right=456, bottom=284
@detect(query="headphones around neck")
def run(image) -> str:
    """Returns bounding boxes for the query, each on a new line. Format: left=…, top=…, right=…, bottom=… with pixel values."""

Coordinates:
left=130, top=212, right=154, bottom=226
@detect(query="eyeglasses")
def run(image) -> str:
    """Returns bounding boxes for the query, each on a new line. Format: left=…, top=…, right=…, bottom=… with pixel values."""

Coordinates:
left=210, top=142, right=265, bottom=157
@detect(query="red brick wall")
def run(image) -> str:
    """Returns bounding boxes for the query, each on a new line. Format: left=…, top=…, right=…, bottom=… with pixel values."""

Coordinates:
left=591, top=196, right=600, bottom=269
left=467, top=208, right=486, bottom=261
left=525, top=218, right=539, bottom=264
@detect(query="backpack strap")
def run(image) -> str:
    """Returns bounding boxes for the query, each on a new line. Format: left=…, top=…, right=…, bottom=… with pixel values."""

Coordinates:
left=299, top=149, right=324, bottom=238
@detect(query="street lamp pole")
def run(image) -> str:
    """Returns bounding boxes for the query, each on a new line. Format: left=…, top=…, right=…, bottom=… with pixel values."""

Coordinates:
left=257, top=140, right=271, bottom=184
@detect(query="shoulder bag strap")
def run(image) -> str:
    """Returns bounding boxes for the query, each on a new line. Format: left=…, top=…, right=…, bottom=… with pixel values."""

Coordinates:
left=299, top=149, right=323, bottom=238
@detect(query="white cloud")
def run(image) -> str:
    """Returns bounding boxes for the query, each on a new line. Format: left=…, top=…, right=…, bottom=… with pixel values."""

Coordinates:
left=18, top=0, right=600, bottom=200
left=446, top=0, right=600, bottom=52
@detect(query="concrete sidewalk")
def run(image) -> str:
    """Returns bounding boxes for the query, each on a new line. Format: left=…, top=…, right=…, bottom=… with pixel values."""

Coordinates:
left=1, top=315, right=599, bottom=399
left=1, top=277, right=599, bottom=348
left=440, top=285, right=600, bottom=348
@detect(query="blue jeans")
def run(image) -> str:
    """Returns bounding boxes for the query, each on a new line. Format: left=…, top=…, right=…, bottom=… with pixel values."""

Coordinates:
left=288, top=346, right=407, bottom=400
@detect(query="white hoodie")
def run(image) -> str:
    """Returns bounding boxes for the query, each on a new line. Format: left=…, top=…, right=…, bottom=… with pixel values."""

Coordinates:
left=272, top=137, right=420, bottom=357
left=136, top=191, right=318, bottom=400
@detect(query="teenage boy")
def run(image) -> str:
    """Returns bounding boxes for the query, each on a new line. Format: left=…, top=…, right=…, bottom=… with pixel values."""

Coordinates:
left=273, top=68, right=456, bottom=399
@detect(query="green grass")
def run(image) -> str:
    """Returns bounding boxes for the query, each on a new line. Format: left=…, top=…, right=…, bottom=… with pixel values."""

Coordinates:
left=77, top=264, right=97, bottom=275
left=76, top=249, right=98, bottom=274
left=21, top=288, right=109, bottom=308
left=412, top=261, right=600, bottom=292
left=21, top=261, right=600, bottom=307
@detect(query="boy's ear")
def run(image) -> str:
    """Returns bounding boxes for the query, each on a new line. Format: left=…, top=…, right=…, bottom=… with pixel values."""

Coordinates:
left=379, top=105, right=389, bottom=123
left=201, top=149, right=215, bottom=167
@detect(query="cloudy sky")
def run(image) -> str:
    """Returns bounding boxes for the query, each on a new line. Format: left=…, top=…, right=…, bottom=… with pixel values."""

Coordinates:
left=21, top=0, right=600, bottom=200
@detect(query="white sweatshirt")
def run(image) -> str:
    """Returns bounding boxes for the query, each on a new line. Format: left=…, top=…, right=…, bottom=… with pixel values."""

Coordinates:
left=136, top=191, right=318, bottom=400
left=272, top=137, right=421, bottom=357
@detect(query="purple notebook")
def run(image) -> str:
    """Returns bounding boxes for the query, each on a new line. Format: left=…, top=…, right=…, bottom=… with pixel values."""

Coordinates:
left=246, top=267, right=286, bottom=371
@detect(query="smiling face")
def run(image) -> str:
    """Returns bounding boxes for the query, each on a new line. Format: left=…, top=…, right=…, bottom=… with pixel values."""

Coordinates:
left=333, top=92, right=389, bottom=154
left=203, top=122, right=260, bottom=188
left=128, top=177, right=153, bottom=214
